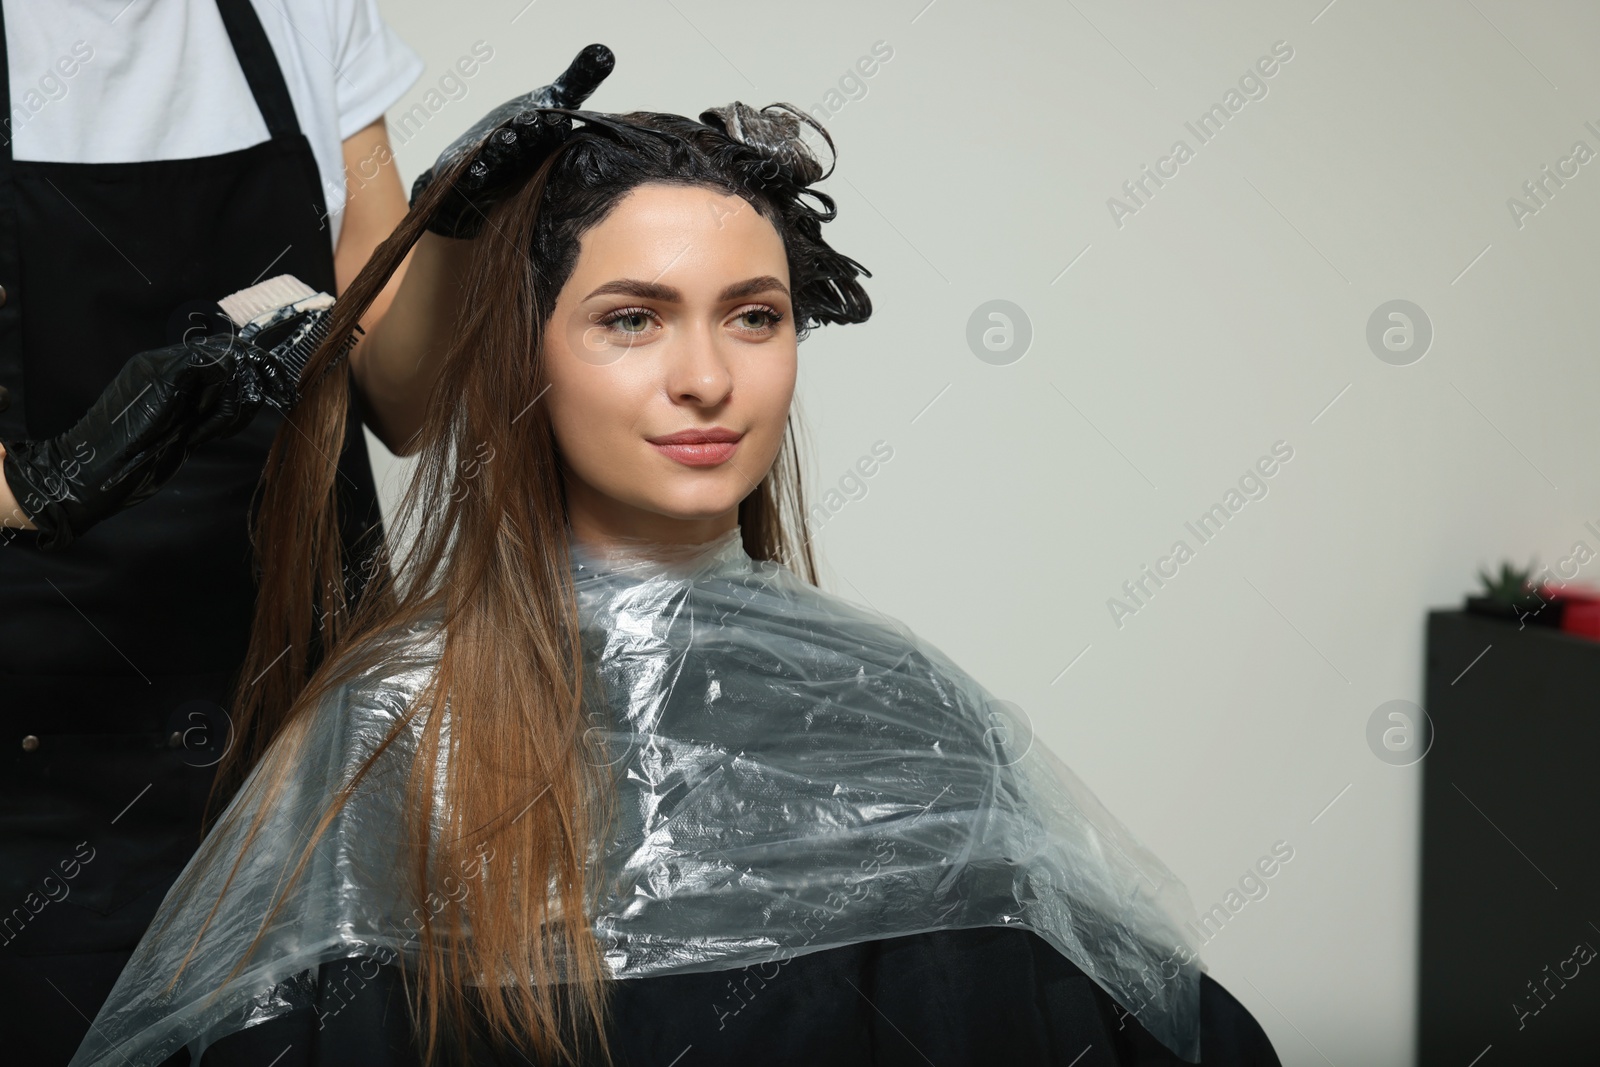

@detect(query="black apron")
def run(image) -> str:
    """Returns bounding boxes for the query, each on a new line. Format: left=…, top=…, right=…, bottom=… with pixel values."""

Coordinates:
left=0, top=2, right=384, bottom=1062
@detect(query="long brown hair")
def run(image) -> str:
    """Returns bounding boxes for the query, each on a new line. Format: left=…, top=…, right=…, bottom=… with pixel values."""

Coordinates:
left=176, top=105, right=871, bottom=1065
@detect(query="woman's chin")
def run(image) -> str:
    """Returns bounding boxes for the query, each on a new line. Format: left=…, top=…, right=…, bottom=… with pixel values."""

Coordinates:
left=634, top=480, right=753, bottom=521
left=645, top=499, right=745, bottom=527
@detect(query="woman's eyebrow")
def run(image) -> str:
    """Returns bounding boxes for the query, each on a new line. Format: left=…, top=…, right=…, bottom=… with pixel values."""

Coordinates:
left=583, top=275, right=791, bottom=302
left=718, top=275, right=790, bottom=301
left=583, top=278, right=674, bottom=302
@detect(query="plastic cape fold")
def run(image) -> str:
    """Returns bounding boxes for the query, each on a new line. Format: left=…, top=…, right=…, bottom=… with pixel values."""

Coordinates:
left=70, top=527, right=1206, bottom=1066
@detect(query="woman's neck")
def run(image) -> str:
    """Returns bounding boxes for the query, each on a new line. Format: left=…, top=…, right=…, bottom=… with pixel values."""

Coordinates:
left=566, top=517, right=743, bottom=571
left=565, top=498, right=741, bottom=562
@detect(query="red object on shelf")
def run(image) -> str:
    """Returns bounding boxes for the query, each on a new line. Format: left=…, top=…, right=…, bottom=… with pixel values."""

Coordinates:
left=1540, top=582, right=1600, bottom=640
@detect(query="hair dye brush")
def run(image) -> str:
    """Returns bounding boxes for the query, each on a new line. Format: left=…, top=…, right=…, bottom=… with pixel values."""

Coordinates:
left=217, top=274, right=360, bottom=411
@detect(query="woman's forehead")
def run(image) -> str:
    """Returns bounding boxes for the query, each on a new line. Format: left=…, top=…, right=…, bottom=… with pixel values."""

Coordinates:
left=569, top=185, right=788, bottom=294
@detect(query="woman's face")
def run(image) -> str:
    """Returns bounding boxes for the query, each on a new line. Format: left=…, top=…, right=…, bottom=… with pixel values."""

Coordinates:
left=541, top=181, right=797, bottom=551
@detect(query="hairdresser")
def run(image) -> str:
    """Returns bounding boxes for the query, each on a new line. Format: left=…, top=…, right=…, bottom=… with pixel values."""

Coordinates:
left=0, top=19, right=614, bottom=1059
left=0, top=2, right=435, bottom=1062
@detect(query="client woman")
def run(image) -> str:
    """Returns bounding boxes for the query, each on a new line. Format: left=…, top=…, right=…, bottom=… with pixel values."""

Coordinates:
left=70, top=80, right=1282, bottom=1067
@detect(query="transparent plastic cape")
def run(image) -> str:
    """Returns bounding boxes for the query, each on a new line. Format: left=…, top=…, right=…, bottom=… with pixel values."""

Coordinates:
left=70, top=526, right=1206, bottom=1066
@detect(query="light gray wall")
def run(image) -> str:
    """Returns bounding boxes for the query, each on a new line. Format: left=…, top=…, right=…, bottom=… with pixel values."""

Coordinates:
left=365, top=2, right=1600, bottom=1063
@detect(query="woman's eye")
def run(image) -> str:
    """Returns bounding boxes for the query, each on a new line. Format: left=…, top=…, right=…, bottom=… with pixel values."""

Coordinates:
left=597, top=308, right=658, bottom=336
left=733, top=307, right=783, bottom=332
left=609, top=312, right=652, bottom=333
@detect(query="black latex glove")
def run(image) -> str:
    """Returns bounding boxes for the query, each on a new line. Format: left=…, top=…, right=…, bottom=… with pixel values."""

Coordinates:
left=1, top=311, right=328, bottom=550
left=409, top=43, right=615, bottom=239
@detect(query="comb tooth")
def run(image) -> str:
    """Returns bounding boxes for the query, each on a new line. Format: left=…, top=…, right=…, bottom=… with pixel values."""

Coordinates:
left=271, top=318, right=363, bottom=410
left=280, top=314, right=333, bottom=380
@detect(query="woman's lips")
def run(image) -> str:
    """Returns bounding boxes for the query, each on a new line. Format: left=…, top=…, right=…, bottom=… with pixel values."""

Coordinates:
left=647, top=427, right=744, bottom=468
left=649, top=439, right=741, bottom=467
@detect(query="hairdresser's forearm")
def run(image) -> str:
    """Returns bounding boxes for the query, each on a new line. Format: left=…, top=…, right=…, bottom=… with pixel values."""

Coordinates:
left=347, top=232, right=472, bottom=456
left=0, top=444, right=37, bottom=530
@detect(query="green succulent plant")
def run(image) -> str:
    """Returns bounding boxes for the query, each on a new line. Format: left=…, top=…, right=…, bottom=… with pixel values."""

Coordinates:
left=1476, top=559, right=1541, bottom=605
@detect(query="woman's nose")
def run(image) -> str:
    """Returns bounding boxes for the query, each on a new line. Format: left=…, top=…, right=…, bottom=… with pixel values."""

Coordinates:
left=665, top=324, right=733, bottom=404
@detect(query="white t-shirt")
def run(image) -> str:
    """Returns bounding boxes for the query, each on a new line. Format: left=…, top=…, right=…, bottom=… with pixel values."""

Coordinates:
left=1, top=0, right=424, bottom=248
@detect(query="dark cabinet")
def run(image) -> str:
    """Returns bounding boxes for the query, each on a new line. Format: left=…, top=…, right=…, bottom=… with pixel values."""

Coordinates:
left=1418, top=610, right=1600, bottom=1063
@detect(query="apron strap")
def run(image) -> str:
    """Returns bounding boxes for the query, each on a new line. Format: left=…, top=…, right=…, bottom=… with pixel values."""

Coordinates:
left=213, top=0, right=303, bottom=140
left=0, top=2, right=20, bottom=427
left=0, top=0, right=12, bottom=151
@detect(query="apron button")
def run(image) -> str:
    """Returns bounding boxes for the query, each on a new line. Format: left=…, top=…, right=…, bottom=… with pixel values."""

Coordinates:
left=21, top=734, right=39, bottom=752
left=0, top=283, right=8, bottom=306
left=167, top=730, right=184, bottom=748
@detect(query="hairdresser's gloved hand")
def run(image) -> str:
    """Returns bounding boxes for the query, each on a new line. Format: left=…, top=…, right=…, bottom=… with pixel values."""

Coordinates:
left=1, top=338, right=263, bottom=548
left=0, top=279, right=342, bottom=549
left=410, top=42, right=615, bottom=239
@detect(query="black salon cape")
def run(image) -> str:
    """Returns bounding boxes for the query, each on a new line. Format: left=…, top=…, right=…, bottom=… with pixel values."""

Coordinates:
left=161, top=928, right=1280, bottom=1066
